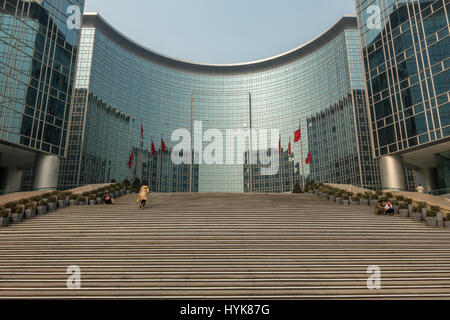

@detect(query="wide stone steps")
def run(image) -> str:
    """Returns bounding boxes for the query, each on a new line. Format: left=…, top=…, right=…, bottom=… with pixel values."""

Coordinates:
left=0, top=193, right=449, bottom=299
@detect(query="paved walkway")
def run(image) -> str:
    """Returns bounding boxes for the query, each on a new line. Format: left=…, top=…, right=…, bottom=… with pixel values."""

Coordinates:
left=0, top=193, right=449, bottom=299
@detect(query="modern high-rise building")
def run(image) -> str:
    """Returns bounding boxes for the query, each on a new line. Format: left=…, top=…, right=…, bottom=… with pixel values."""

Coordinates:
left=356, top=0, right=449, bottom=193
left=0, top=0, right=84, bottom=193
left=58, top=13, right=381, bottom=192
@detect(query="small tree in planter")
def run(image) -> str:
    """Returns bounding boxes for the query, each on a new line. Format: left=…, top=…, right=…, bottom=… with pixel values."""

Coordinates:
left=24, top=202, right=36, bottom=219
left=445, top=213, right=450, bottom=228
left=37, top=200, right=48, bottom=215
left=292, top=184, right=302, bottom=194
left=0, top=208, right=9, bottom=227
left=11, top=205, right=24, bottom=223
left=47, top=196, right=57, bottom=211
left=385, top=192, right=393, bottom=201
left=351, top=196, right=359, bottom=205
left=376, top=190, right=383, bottom=199
left=417, top=201, right=428, bottom=215
left=404, top=198, right=413, bottom=214
left=425, top=210, right=438, bottom=227
left=430, top=206, right=444, bottom=227
left=341, top=195, right=349, bottom=206
left=96, top=192, right=104, bottom=204
left=328, top=191, right=336, bottom=201
left=4, top=202, right=17, bottom=216
left=82, top=192, right=90, bottom=204
left=335, top=192, right=342, bottom=204
left=132, top=178, right=141, bottom=193
left=78, top=196, right=86, bottom=205
left=360, top=193, right=369, bottom=206
left=398, top=203, right=409, bottom=217
left=391, top=200, right=399, bottom=214
left=369, top=194, right=379, bottom=206
left=69, top=194, right=78, bottom=206
left=57, top=193, right=66, bottom=208
left=411, top=206, right=423, bottom=222
left=89, top=194, right=97, bottom=205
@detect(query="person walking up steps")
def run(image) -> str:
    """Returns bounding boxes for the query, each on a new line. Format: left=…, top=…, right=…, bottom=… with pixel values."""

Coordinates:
left=137, top=183, right=150, bottom=209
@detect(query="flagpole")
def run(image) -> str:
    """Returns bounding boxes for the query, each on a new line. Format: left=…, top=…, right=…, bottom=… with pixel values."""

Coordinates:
left=279, top=133, right=283, bottom=193
left=300, top=118, right=305, bottom=189
left=159, top=133, right=162, bottom=192
left=289, top=137, right=293, bottom=191
left=189, top=92, right=194, bottom=193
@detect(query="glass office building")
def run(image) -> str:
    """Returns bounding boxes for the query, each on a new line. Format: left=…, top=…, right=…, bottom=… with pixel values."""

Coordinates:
left=356, top=0, right=449, bottom=192
left=58, top=13, right=381, bottom=193
left=0, top=0, right=84, bottom=193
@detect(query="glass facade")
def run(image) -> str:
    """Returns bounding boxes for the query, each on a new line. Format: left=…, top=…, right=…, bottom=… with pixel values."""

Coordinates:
left=59, top=13, right=381, bottom=192
left=356, top=0, right=449, bottom=191
left=0, top=0, right=84, bottom=192
left=356, top=0, right=449, bottom=157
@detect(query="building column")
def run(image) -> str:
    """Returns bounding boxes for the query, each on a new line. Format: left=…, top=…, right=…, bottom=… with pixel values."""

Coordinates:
left=378, top=155, right=407, bottom=191
left=33, top=154, right=60, bottom=191
left=0, top=167, right=23, bottom=194
left=415, top=167, right=438, bottom=192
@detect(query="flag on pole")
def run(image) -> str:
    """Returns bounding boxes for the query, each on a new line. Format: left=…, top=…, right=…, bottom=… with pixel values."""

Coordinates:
left=161, top=138, right=166, bottom=153
left=128, top=151, right=134, bottom=168
left=294, top=128, right=301, bottom=142
left=288, top=140, right=291, bottom=155
left=140, top=123, right=144, bottom=139
left=151, top=140, right=156, bottom=156
left=278, top=138, right=281, bottom=154
left=305, top=153, right=312, bottom=165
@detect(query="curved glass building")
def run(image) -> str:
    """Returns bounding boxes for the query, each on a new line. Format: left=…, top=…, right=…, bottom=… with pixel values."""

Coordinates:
left=58, top=12, right=381, bottom=192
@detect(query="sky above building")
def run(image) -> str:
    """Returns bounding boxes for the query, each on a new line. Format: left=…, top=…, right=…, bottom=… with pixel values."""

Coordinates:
left=84, top=0, right=357, bottom=64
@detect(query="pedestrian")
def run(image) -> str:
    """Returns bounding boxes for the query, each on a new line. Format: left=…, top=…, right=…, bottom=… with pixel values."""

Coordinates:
left=416, top=184, right=425, bottom=193
left=104, top=192, right=114, bottom=205
left=137, top=183, right=150, bottom=208
left=385, top=201, right=394, bottom=215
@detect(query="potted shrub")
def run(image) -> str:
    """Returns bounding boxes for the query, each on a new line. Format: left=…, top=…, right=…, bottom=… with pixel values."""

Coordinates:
left=82, top=192, right=90, bottom=203
left=411, top=206, right=423, bottom=222
left=69, top=194, right=78, bottom=206
left=351, top=196, right=359, bottom=205
left=398, top=203, right=409, bottom=217
left=376, top=190, right=383, bottom=199
left=24, top=202, right=36, bottom=219
left=30, top=196, right=41, bottom=207
left=292, top=184, right=302, bottom=194
left=360, top=194, right=369, bottom=206
left=392, top=200, right=399, bottom=214
left=89, top=194, right=96, bottom=205
left=47, top=196, right=57, bottom=211
left=11, top=205, right=24, bottom=223
left=37, top=200, right=48, bottom=215
left=335, top=192, right=342, bottom=204
left=4, top=202, right=17, bottom=216
left=63, top=192, right=71, bottom=206
left=57, top=193, right=65, bottom=208
left=78, top=196, right=86, bottom=205
left=328, top=191, right=336, bottom=201
left=404, top=198, right=413, bottom=214
left=445, top=213, right=450, bottom=228
left=0, top=209, right=9, bottom=227
left=418, top=202, right=428, bottom=215
left=425, top=210, right=438, bottom=227
left=430, top=206, right=444, bottom=227
left=369, top=194, right=379, bottom=206
left=385, top=192, right=393, bottom=201
left=96, top=192, right=103, bottom=204
left=341, top=195, right=349, bottom=206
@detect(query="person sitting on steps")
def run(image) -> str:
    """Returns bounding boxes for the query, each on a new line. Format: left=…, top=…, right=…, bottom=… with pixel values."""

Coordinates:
left=384, top=201, right=394, bottom=215
left=104, top=193, right=114, bottom=205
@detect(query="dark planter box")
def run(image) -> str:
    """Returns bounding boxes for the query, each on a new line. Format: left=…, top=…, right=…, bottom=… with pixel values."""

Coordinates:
left=399, top=209, right=409, bottom=217
left=96, top=197, right=102, bottom=204
left=57, top=200, right=65, bottom=208
left=341, top=200, right=349, bottom=205
left=89, top=200, right=96, bottom=205
left=25, top=209, right=35, bottom=219
left=369, top=200, right=379, bottom=206
left=47, top=202, right=57, bottom=211
left=335, top=197, right=342, bottom=204
left=69, top=200, right=78, bottom=206
left=445, top=221, right=450, bottom=228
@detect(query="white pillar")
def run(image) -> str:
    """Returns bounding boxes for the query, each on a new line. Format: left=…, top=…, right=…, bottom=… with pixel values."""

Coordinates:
left=379, top=155, right=407, bottom=191
left=33, top=154, right=60, bottom=191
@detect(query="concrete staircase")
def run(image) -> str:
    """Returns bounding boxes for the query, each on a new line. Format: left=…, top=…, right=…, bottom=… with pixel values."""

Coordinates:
left=0, top=193, right=450, bottom=299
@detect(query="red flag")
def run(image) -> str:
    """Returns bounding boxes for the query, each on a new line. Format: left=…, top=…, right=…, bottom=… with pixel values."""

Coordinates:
left=278, top=139, right=281, bottom=154
left=151, top=140, right=156, bottom=156
left=140, top=123, right=144, bottom=139
left=128, top=151, right=134, bottom=168
left=294, top=128, right=301, bottom=142
left=305, top=153, right=312, bottom=165
left=288, top=141, right=291, bottom=154
left=161, top=138, right=166, bottom=152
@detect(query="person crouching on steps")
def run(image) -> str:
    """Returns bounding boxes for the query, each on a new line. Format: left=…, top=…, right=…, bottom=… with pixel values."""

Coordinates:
left=137, top=184, right=150, bottom=209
